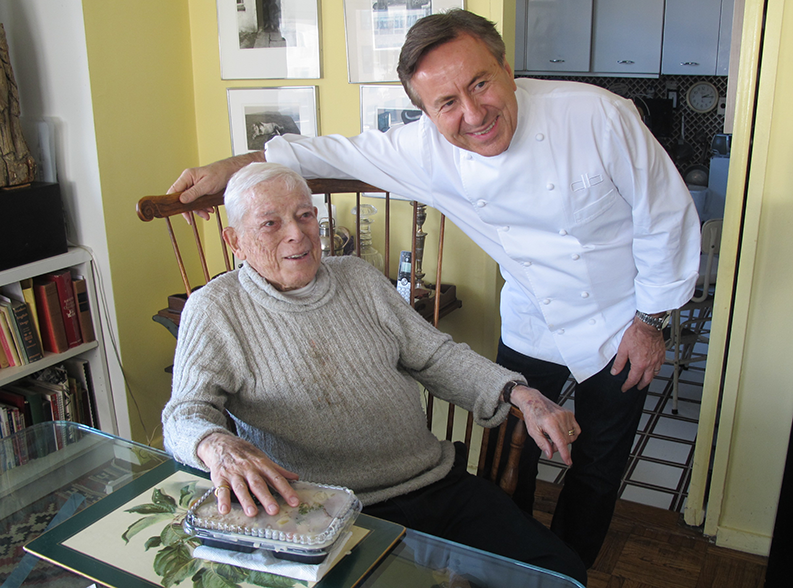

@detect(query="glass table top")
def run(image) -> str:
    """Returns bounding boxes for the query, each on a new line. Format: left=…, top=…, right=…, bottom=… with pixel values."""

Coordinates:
left=1, top=422, right=170, bottom=588
left=1, top=422, right=583, bottom=588
left=359, top=528, right=583, bottom=588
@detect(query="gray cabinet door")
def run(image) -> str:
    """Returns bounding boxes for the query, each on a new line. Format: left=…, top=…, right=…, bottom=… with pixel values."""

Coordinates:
left=662, top=0, right=722, bottom=74
left=591, top=0, right=664, bottom=74
left=522, top=0, right=593, bottom=73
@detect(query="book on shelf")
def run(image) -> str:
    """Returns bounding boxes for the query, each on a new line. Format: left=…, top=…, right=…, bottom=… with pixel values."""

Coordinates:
left=33, top=279, right=69, bottom=354
left=29, top=364, right=73, bottom=421
left=0, top=385, right=49, bottom=426
left=0, top=402, right=16, bottom=436
left=71, top=276, right=96, bottom=343
left=0, top=342, right=9, bottom=369
left=0, top=401, right=28, bottom=467
left=0, top=301, right=27, bottom=365
left=0, top=310, right=22, bottom=367
left=0, top=387, right=33, bottom=427
left=44, top=270, right=83, bottom=349
left=0, top=294, right=44, bottom=363
left=63, top=358, right=96, bottom=427
left=20, top=278, right=41, bottom=339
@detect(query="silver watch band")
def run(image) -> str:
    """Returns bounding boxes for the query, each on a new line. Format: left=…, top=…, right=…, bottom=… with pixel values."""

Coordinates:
left=635, top=310, right=670, bottom=331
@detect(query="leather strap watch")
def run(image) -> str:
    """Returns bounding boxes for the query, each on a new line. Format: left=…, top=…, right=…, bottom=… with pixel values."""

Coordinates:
left=502, top=380, right=523, bottom=407
left=635, top=310, right=671, bottom=331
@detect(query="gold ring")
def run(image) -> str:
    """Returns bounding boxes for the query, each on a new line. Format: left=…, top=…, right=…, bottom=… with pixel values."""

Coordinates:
left=214, top=485, right=230, bottom=497
left=568, top=429, right=575, bottom=436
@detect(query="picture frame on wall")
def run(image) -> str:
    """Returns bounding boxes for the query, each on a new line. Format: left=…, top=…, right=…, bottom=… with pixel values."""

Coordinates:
left=343, top=0, right=464, bottom=83
left=360, top=85, right=419, bottom=200
left=217, top=0, right=320, bottom=79
left=227, top=87, right=318, bottom=155
left=360, top=84, right=421, bottom=133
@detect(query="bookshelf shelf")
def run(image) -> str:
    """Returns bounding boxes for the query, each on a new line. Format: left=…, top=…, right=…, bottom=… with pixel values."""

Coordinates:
left=0, top=341, right=99, bottom=388
left=0, top=247, right=117, bottom=435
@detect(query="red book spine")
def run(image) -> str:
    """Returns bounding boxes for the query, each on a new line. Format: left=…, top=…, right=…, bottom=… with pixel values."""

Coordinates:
left=45, top=271, right=83, bottom=349
left=33, top=281, right=70, bottom=354
left=0, top=313, right=18, bottom=366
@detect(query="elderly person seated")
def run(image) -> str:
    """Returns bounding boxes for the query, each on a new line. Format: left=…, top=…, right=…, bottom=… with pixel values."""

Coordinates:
left=162, top=162, right=587, bottom=584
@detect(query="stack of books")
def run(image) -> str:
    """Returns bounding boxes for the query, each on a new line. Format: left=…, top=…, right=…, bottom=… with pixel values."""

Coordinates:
left=0, top=361, right=96, bottom=469
left=0, top=270, right=96, bottom=371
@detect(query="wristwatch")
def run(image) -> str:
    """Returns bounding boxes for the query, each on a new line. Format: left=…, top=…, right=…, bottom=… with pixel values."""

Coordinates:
left=502, top=380, right=523, bottom=407
left=635, top=310, right=671, bottom=331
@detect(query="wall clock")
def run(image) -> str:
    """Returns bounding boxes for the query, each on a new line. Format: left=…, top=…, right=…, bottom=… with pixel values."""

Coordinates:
left=686, top=81, right=719, bottom=113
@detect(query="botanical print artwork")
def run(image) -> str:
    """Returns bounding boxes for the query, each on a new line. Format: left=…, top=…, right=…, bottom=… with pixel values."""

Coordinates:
left=63, top=471, right=308, bottom=588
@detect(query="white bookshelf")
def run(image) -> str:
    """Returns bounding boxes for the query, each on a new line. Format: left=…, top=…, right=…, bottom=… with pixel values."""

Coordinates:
left=0, top=248, right=119, bottom=434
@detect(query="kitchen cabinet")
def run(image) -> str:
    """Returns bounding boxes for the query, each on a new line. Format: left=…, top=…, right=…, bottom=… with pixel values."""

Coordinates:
left=515, top=0, right=734, bottom=77
left=591, top=0, right=664, bottom=75
left=0, top=248, right=119, bottom=435
left=662, top=0, right=734, bottom=75
left=516, top=0, right=593, bottom=73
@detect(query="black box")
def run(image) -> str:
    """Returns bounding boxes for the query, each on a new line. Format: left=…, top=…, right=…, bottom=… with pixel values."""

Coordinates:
left=0, top=182, right=68, bottom=271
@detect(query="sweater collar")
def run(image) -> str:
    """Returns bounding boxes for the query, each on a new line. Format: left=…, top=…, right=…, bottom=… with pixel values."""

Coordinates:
left=238, top=260, right=337, bottom=312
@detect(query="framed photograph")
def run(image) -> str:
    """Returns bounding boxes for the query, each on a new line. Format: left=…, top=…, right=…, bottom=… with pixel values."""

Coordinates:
left=343, top=0, right=464, bottom=83
left=217, top=0, right=320, bottom=79
left=360, top=84, right=421, bottom=133
left=227, top=86, right=318, bottom=155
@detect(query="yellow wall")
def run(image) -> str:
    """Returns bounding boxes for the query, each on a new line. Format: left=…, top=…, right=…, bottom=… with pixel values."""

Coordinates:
left=78, top=1, right=511, bottom=445
left=82, top=0, right=202, bottom=445
left=186, top=0, right=506, bottom=362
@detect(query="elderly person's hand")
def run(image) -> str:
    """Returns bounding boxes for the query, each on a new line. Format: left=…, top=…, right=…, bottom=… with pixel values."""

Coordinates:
left=197, top=432, right=300, bottom=517
left=508, top=385, right=580, bottom=466
left=168, top=152, right=266, bottom=221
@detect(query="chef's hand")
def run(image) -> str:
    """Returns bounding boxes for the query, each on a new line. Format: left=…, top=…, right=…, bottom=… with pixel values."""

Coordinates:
left=508, top=385, right=580, bottom=466
left=196, top=432, right=299, bottom=517
left=611, top=316, right=667, bottom=392
left=168, top=151, right=266, bottom=221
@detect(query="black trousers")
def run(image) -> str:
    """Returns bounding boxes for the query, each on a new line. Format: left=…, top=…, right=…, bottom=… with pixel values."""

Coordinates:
left=492, top=340, right=647, bottom=568
left=363, top=442, right=588, bottom=586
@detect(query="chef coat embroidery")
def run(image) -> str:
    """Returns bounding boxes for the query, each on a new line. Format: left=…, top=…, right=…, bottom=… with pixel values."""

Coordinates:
left=571, top=173, right=604, bottom=192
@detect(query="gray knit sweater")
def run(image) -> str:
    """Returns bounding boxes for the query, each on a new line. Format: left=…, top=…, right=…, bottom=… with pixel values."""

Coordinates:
left=162, top=256, right=519, bottom=505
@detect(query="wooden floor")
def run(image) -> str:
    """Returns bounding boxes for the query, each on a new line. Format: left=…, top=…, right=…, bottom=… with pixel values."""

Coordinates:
left=534, top=481, right=769, bottom=588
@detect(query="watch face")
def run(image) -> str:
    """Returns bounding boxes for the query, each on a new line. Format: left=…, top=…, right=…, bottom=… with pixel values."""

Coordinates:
left=686, top=82, right=719, bottom=113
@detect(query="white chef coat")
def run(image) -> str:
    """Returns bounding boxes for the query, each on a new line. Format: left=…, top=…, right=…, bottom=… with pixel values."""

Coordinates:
left=265, top=78, right=701, bottom=382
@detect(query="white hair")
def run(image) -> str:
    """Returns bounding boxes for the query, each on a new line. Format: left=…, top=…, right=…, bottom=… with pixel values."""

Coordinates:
left=224, top=162, right=312, bottom=228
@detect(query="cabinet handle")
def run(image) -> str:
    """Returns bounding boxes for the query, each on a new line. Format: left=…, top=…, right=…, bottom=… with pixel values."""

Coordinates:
left=680, top=61, right=700, bottom=66
left=616, top=60, right=635, bottom=65
left=549, top=59, right=565, bottom=63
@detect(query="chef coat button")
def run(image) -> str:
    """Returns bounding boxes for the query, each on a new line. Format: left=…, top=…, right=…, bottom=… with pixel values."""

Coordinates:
left=475, top=199, right=486, bottom=208
left=523, top=261, right=532, bottom=267
left=499, top=225, right=509, bottom=232
left=589, top=319, right=596, bottom=325
left=557, top=329, right=565, bottom=335
left=535, top=133, right=544, bottom=141
left=571, top=254, right=580, bottom=260
left=559, top=229, right=568, bottom=236
left=464, top=153, right=473, bottom=160
left=542, top=298, right=551, bottom=305
left=546, top=183, right=555, bottom=191
left=581, top=291, right=589, bottom=298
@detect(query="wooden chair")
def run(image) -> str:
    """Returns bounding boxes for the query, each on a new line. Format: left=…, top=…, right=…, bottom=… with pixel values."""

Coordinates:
left=137, top=178, right=525, bottom=496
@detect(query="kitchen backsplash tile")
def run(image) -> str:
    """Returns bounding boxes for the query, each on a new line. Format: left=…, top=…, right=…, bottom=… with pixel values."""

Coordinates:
left=517, top=74, right=728, bottom=177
